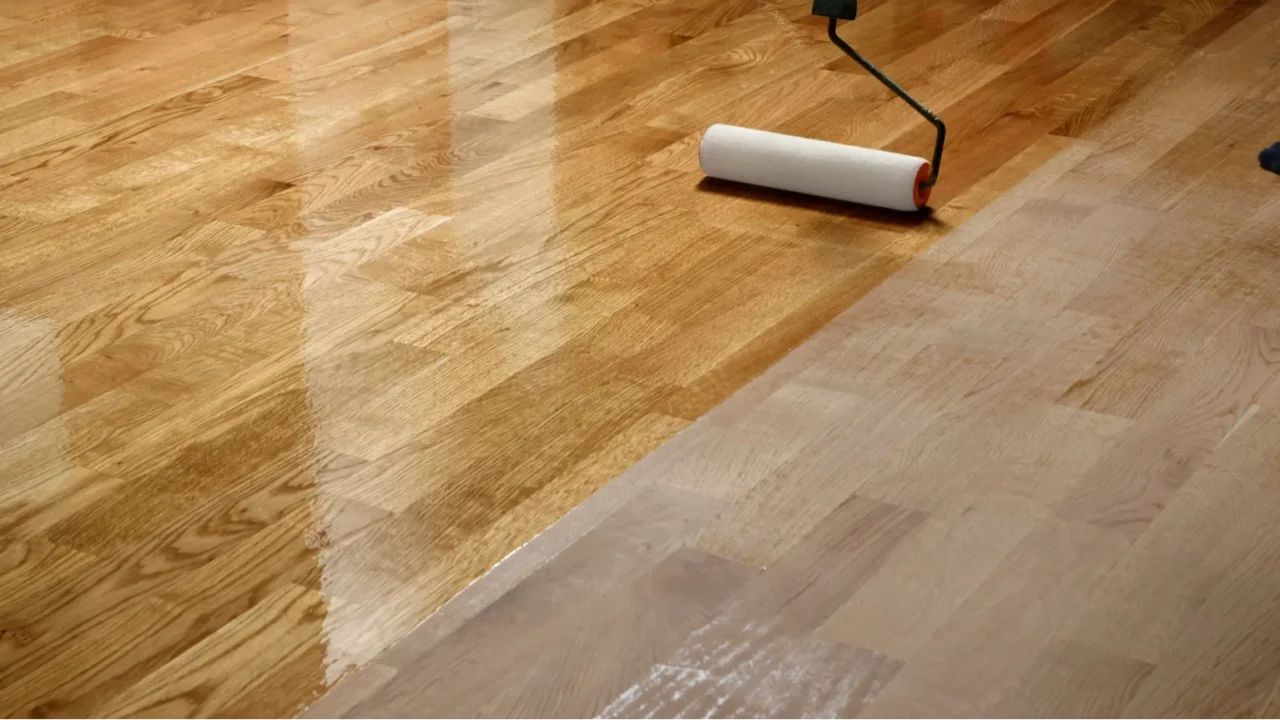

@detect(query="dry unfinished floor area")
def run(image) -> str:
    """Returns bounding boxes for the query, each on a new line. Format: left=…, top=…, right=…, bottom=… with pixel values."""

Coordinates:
left=1, top=0, right=1279, bottom=716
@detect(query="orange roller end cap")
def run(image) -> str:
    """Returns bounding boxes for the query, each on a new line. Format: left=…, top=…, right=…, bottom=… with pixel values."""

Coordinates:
left=913, top=162, right=932, bottom=209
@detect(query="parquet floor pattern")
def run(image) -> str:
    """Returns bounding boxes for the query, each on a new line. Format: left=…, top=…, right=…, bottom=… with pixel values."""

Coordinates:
left=0, top=0, right=1276, bottom=715
left=314, top=4, right=1280, bottom=714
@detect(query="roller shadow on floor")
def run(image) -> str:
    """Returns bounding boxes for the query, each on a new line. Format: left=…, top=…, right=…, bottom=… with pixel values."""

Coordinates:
left=695, top=177, right=947, bottom=233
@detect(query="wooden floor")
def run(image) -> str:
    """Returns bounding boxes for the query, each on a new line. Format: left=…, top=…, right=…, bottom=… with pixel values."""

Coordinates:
left=1, top=0, right=1277, bottom=716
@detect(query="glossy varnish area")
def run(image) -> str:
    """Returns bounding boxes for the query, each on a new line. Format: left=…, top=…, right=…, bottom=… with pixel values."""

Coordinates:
left=311, top=0, right=1280, bottom=715
left=0, top=0, right=1274, bottom=716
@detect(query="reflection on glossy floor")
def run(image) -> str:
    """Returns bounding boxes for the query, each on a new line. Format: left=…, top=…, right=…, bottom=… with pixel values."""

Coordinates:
left=313, top=4, right=1280, bottom=717
left=0, top=0, right=1276, bottom=716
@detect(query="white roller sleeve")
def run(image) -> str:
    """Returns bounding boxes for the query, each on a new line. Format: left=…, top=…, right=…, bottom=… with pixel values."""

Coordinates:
left=699, top=124, right=930, bottom=212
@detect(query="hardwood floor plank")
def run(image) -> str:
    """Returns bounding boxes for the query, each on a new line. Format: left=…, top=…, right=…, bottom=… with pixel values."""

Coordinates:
left=5, top=0, right=1277, bottom=714
left=996, top=639, right=1154, bottom=717
left=1057, top=323, right=1280, bottom=539
left=603, top=635, right=903, bottom=719
left=1121, top=522, right=1280, bottom=716
left=0, top=464, right=124, bottom=543
left=715, top=493, right=926, bottom=635
left=1059, top=406, right=1280, bottom=663
left=499, top=547, right=756, bottom=718
left=818, top=494, right=1042, bottom=660
left=861, top=518, right=1131, bottom=716
left=635, top=380, right=864, bottom=504
left=337, top=484, right=722, bottom=715
left=0, top=587, right=188, bottom=718
left=365, top=547, right=754, bottom=718
left=600, top=494, right=923, bottom=718
left=95, top=584, right=329, bottom=718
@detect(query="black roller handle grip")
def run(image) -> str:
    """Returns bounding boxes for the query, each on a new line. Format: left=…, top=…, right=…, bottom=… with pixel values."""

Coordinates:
left=811, top=0, right=858, bottom=20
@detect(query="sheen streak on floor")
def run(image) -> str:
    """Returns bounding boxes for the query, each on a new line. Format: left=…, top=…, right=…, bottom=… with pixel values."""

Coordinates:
left=0, top=0, right=1277, bottom=716
left=312, top=3, right=1280, bottom=715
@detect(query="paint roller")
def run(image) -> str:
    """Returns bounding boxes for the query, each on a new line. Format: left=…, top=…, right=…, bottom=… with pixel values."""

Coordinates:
left=699, top=0, right=946, bottom=212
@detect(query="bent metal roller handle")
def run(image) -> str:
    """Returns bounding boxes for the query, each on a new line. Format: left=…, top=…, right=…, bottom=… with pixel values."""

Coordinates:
left=815, top=0, right=946, bottom=189
left=697, top=0, right=947, bottom=212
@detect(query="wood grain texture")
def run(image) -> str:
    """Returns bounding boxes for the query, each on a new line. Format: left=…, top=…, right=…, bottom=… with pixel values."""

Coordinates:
left=2, top=0, right=1278, bottom=716
left=316, top=0, right=1280, bottom=716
